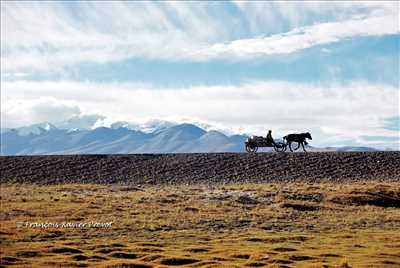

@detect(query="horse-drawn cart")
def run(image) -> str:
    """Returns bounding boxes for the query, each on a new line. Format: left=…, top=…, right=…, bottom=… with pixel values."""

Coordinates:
left=245, top=136, right=286, bottom=153
left=245, top=132, right=312, bottom=153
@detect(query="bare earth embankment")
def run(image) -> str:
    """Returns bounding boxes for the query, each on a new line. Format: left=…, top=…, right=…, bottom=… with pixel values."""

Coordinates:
left=1, top=152, right=399, bottom=184
left=1, top=152, right=400, bottom=267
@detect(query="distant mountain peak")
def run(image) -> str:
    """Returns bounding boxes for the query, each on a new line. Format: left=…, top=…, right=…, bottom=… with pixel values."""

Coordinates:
left=169, top=123, right=206, bottom=132
left=42, top=122, right=56, bottom=131
left=161, top=123, right=207, bottom=138
left=111, top=120, right=177, bottom=133
left=13, top=122, right=57, bottom=136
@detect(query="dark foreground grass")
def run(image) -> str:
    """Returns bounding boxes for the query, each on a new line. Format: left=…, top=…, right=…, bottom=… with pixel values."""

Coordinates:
left=1, top=182, right=400, bottom=267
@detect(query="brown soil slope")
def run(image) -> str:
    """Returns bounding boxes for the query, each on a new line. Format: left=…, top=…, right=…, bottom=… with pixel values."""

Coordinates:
left=0, top=152, right=399, bottom=184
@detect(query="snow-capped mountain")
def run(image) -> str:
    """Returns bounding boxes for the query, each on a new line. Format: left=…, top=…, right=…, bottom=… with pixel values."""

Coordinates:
left=0, top=123, right=246, bottom=155
left=54, top=114, right=105, bottom=130
left=1, top=122, right=57, bottom=136
left=110, top=119, right=177, bottom=133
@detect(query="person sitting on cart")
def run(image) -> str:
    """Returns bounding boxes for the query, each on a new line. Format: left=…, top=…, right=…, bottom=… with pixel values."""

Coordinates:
left=266, top=130, right=276, bottom=146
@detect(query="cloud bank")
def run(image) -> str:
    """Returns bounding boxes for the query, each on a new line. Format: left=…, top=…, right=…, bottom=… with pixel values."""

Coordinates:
left=1, top=1, right=398, bottom=72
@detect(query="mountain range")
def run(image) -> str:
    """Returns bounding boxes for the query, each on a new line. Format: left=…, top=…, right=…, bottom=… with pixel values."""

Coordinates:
left=0, top=122, right=247, bottom=155
left=0, top=122, right=380, bottom=155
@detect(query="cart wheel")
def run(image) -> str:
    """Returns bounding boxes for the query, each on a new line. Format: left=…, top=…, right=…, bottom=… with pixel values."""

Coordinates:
left=246, top=145, right=258, bottom=153
left=274, top=143, right=286, bottom=152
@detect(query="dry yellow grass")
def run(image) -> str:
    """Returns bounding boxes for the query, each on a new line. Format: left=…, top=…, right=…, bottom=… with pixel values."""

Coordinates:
left=1, top=182, right=400, bottom=267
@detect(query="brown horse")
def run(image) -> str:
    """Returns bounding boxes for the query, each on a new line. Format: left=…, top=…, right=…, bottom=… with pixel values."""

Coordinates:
left=283, top=132, right=312, bottom=152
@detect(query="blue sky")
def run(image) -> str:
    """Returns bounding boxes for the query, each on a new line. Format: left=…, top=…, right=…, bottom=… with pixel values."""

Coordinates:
left=1, top=1, right=399, bottom=149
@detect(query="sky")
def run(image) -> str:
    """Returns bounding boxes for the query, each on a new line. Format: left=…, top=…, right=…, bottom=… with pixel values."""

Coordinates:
left=1, top=1, right=399, bottom=149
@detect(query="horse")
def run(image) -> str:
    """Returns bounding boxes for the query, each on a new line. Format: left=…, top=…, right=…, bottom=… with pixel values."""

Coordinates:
left=283, top=132, right=312, bottom=152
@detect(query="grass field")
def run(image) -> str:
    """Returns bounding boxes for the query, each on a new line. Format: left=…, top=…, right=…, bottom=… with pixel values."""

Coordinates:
left=1, top=182, right=400, bottom=267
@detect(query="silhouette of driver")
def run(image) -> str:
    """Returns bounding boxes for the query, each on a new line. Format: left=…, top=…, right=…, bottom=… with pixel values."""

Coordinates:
left=266, top=130, right=276, bottom=145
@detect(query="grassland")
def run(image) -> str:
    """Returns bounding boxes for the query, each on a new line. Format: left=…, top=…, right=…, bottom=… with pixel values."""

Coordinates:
left=1, top=181, right=400, bottom=267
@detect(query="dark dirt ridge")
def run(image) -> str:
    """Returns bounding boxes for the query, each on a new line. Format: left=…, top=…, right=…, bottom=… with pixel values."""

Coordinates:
left=0, top=152, right=399, bottom=185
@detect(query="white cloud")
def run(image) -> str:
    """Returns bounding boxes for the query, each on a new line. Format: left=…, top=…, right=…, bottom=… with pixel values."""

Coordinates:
left=0, top=1, right=216, bottom=72
left=193, top=14, right=399, bottom=59
left=54, top=114, right=106, bottom=130
left=1, top=96, right=81, bottom=128
left=1, top=1, right=398, bottom=72
left=1, top=80, right=398, bottom=147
